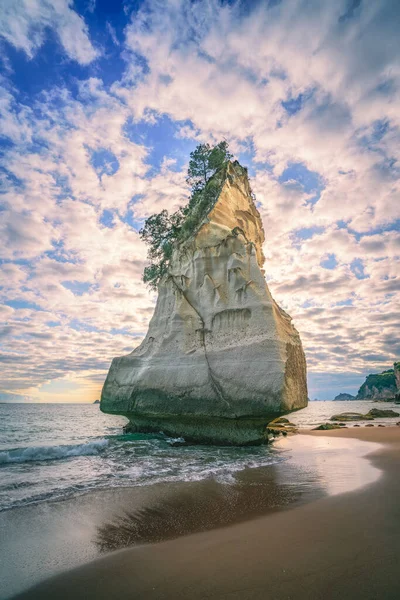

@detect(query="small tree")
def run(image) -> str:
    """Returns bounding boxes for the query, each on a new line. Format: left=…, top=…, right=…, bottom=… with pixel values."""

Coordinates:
left=139, top=208, right=185, bottom=290
left=187, top=141, right=232, bottom=191
left=209, top=141, right=233, bottom=173
left=140, top=141, right=233, bottom=289
left=186, top=144, right=213, bottom=191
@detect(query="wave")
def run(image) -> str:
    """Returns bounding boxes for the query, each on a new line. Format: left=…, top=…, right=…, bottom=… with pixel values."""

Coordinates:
left=0, top=439, right=109, bottom=465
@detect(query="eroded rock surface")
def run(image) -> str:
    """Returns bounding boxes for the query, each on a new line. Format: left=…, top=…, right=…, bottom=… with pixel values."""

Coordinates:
left=101, top=162, right=308, bottom=444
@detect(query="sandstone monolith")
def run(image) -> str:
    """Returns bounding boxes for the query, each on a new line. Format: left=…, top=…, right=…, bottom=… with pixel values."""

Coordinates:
left=101, top=162, right=307, bottom=444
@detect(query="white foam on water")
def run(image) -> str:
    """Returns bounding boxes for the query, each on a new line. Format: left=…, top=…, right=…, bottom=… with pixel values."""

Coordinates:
left=0, top=439, right=109, bottom=465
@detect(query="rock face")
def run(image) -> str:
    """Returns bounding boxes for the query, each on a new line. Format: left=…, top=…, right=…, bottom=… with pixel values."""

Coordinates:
left=367, top=408, right=399, bottom=418
left=330, top=409, right=399, bottom=422
left=314, top=423, right=346, bottom=430
left=101, top=162, right=308, bottom=444
left=334, top=393, right=356, bottom=401
left=330, top=412, right=374, bottom=422
left=356, top=366, right=398, bottom=400
left=395, top=363, right=400, bottom=401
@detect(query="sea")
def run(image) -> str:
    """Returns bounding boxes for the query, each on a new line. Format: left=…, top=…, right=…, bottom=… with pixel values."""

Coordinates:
left=0, top=400, right=399, bottom=513
left=1, top=399, right=397, bottom=599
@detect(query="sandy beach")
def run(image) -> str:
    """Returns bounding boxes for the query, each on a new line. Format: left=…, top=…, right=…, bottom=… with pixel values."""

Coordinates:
left=11, top=427, right=400, bottom=600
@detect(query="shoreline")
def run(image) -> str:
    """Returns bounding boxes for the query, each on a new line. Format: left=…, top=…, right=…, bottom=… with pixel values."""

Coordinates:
left=11, top=427, right=400, bottom=600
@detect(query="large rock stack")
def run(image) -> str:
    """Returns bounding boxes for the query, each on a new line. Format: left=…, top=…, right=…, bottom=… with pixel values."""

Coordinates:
left=101, top=162, right=308, bottom=444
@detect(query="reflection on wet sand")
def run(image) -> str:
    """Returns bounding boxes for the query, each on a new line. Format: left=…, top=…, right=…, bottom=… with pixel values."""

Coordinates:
left=95, top=457, right=322, bottom=552
left=95, top=434, right=381, bottom=553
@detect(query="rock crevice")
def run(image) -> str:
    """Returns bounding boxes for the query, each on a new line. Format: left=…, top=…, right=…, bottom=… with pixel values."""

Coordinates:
left=170, top=274, right=231, bottom=411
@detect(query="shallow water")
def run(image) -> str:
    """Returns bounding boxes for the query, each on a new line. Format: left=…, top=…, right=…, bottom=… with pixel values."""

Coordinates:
left=0, top=433, right=381, bottom=600
left=0, top=400, right=397, bottom=512
left=0, top=404, right=282, bottom=511
left=289, top=399, right=400, bottom=428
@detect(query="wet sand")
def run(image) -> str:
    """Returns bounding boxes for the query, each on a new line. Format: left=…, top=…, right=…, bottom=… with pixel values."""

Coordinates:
left=11, top=427, right=400, bottom=600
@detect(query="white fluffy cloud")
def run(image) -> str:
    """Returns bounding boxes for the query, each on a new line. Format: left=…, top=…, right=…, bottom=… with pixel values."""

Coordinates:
left=0, top=0, right=98, bottom=64
left=0, top=0, right=399, bottom=401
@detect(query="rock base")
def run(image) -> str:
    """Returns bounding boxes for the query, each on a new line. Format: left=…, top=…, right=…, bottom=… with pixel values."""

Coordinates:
left=122, top=414, right=287, bottom=445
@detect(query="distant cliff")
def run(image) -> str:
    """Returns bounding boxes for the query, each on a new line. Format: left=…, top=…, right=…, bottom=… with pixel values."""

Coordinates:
left=395, top=362, right=400, bottom=392
left=101, top=161, right=308, bottom=444
left=334, top=393, right=356, bottom=401
left=357, top=364, right=399, bottom=400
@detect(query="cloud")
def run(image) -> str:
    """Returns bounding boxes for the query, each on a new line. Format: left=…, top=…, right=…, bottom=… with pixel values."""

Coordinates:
left=0, top=0, right=98, bottom=64
left=0, top=0, right=399, bottom=401
left=118, top=0, right=400, bottom=233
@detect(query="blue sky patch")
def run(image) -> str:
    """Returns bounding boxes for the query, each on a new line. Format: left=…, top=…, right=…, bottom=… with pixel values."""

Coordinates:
left=320, top=253, right=338, bottom=270
left=350, top=258, right=369, bottom=280
left=281, top=88, right=315, bottom=116
left=90, top=148, right=120, bottom=178
left=62, top=281, right=92, bottom=296
left=335, top=298, right=354, bottom=306
left=281, top=93, right=305, bottom=116
left=279, top=162, right=325, bottom=205
left=100, top=209, right=116, bottom=228
left=124, top=114, right=196, bottom=175
left=124, top=207, right=146, bottom=230
left=5, top=299, right=42, bottom=311
left=294, top=226, right=325, bottom=241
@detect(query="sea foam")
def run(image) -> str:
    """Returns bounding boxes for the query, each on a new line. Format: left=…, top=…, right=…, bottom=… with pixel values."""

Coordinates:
left=0, top=439, right=109, bottom=465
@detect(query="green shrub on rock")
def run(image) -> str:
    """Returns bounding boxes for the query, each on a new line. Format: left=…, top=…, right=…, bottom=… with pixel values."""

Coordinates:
left=139, top=142, right=233, bottom=289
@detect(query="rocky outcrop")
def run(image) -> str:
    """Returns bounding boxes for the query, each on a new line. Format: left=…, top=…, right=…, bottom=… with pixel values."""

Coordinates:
left=356, top=366, right=398, bottom=400
left=395, top=363, right=400, bottom=402
left=101, top=162, right=308, bottom=444
left=334, top=393, right=356, bottom=401
left=314, top=423, right=346, bottom=430
left=330, top=412, right=374, bottom=422
left=367, top=408, right=399, bottom=418
left=266, top=417, right=298, bottom=436
left=330, top=409, right=399, bottom=422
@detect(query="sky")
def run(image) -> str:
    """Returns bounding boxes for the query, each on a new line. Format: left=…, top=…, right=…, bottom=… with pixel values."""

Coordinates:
left=0, top=0, right=399, bottom=403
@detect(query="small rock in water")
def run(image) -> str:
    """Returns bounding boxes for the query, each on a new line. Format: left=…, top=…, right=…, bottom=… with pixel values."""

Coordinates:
left=365, top=424, right=374, bottom=427
left=266, top=417, right=298, bottom=436
left=313, top=423, right=344, bottom=430
left=378, top=424, right=385, bottom=427
left=366, top=408, right=399, bottom=418
left=330, top=412, right=374, bottom=422
left=353, top=424, right=360, bottom=427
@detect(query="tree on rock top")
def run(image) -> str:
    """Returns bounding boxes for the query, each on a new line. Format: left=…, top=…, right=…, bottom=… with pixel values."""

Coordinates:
left=187, top=141, right=233, bottom=191
left=140, top=141, right=233, bottom=290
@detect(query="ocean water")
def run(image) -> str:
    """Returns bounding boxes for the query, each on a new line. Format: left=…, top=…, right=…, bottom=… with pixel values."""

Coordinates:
left=289, top=398, right=400, bottom=428
left=0, top=403, right=281, bottom=512
left=1, top=401, right=390, bottom=599
left=0, top=400, right=398, bottom=512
